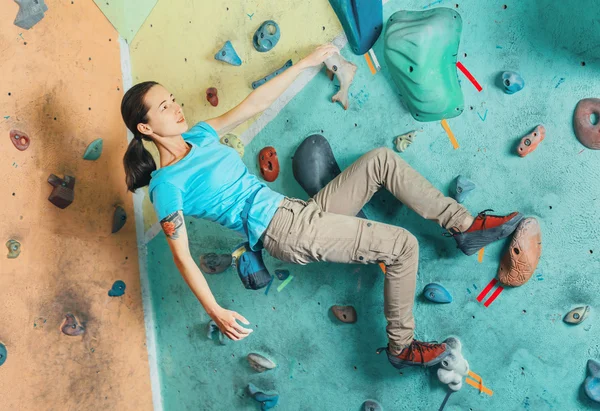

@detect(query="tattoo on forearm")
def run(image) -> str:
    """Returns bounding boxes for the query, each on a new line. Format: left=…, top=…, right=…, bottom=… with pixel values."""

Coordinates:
left=161, top=211, right=184, bottom=239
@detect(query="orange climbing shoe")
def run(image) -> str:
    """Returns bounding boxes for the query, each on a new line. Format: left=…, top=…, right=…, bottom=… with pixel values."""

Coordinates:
left=377, top=340, right=449, bottom=369
left=451, top=209, right=523, bottom=256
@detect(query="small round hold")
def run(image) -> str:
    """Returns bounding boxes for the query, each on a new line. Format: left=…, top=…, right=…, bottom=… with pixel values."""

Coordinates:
left=363, top=399, right=383, bottom=411
left=61, top=313, right=85, bottom=336
left=331, top=305, right=357, bottom=323
left=108, top=280, right=126, bottom=297
left=563, top=306, right=590, bottom=325
left=206, top=87, right=219, bottom=107
left=6, top=239, right=21, bottom=259
left=501, top=71, right=525, bottom=94
left=247, top=352, right=277, bottom=372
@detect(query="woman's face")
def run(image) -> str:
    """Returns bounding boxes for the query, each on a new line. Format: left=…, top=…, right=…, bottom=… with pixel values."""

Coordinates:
left=140, top=84, right=188, bottom=137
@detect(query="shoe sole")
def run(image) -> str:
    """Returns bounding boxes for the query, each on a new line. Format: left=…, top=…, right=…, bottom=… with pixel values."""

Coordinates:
left=455, top=212, right=524, bottom=256
left=387, top=348, right=451, bottom=369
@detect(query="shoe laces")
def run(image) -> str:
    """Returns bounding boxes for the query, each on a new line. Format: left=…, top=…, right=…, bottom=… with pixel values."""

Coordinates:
left=376, top=340, right=441, bottom=365
left=444, top=209, right=496, bottom=237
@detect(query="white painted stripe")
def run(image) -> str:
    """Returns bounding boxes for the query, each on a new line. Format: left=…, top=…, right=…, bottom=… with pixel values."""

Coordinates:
left=119, top=36, right=164, bottom=411
left=145, top=221, right=163, bottom=244
left=368, top=48, right=381, bottom=70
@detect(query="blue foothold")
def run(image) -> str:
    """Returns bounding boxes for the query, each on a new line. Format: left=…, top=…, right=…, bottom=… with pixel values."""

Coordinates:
left=423, top=283, right=453, bottom=303
left=0, top=342, right=6, bottom=366
left=247, top=383, right=279, bottom=410
left=108, top=280, right=126, bottom=297
left=501, top=71, right=524, bottom=94
left=453, top=175, right=475, bottom=204
left=253, top=20, right=280, bottom=52
left=83, top=138, right=103, bottom=160
left=214, top=41, right=242, bottom=66
left=274, top=269, right=290, bottom=281
left=252, top=59, right=293, bottom=89
left=584, top=359, right=600, bottom=403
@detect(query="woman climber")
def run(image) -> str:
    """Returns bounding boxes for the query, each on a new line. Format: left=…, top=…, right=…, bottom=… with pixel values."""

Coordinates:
left=120, top=44, right=523, bottom=370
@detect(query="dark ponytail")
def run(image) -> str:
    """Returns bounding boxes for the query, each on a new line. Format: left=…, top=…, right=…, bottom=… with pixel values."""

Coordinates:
left=121, top=81, right=159, bottom=192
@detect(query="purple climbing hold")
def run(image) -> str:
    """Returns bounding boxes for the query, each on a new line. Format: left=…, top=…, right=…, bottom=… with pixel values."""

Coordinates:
left=47, top=174, right=75, bottom=209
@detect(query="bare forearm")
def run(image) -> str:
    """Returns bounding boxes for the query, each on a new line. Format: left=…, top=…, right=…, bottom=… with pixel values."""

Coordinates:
left=246, top=61, right=309, bottom=112
left=175, top=257, right=219, bottom=315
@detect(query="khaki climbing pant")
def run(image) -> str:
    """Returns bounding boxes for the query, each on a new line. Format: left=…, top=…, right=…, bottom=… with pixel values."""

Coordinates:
left=262, top=147, right=470, bottom=352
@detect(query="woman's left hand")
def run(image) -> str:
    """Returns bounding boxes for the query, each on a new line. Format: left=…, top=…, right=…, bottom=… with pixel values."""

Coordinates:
left=298, top=44, right=339, bottom=69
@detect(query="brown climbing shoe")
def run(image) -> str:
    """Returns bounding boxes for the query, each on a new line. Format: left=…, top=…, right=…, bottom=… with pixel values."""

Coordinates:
left=377, top=340, right=449, bottom=369
left=498, top=217, right=542, bottom=287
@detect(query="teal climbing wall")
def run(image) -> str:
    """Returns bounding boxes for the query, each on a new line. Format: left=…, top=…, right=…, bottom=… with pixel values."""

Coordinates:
left=145, top=0, right=600, bottom=409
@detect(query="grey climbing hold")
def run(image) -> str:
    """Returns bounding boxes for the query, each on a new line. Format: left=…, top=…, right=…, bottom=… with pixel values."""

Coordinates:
left=452, top=175, right=475, bottom=204
left=83, top=138, right=103, bottom=160
left=564, top=306, right=590, bottom=325
left=112, top=205, right=127, bottom=233
left=253, top=20, right=280, bottom=52
left=252, top=59, right=292, bottom=89
left=331, top=305, right=357, bottom=323
left=394, top=131, right=416, bottom=152
left=200, top=253, right=233, bottom=274
left=14, top=0, right=48, bottom=30
left=214, top=41, right=242, bottom=66
left=247, top=383, right=279, bottom=410
left=47, top=174, right=75, bottom=209
left=61, top=313, right=85, bottom=336
left=0, top=342, right=6, bottom=367
left=247, top=353, right=276, bottom=372
left=6, top=239, right=21, bottom=259
left=207, top=320, right=227, bottom=345
left=363, top=399, right=383, bottom=411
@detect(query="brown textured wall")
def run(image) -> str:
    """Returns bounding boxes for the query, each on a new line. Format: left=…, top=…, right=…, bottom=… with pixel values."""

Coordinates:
left=0, top=1, right=153, bottom=410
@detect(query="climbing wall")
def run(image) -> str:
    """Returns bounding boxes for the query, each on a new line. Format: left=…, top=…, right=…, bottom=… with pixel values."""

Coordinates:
left=141, top=0, right=600, bottom=410
left=0, top=1, right=153, bottom=410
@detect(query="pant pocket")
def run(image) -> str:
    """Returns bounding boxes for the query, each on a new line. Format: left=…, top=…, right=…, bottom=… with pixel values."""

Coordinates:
left=354, top=221, right=400, bottom=264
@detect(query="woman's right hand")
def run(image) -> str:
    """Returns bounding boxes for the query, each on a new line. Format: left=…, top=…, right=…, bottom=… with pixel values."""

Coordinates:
left=210, top=306, right=254, bottom=341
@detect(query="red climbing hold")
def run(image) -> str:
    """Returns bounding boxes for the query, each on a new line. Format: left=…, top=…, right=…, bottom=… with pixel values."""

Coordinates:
left=258, top=146, right=279, bottom=182
left=206, top=87, right=219, bottom=107
left=9, top=129, right=30, bottom=151
left=47, top=174, right=75, bottom=209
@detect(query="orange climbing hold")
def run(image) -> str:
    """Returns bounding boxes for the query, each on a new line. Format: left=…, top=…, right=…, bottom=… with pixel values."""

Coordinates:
left=517, top=125, right=545, bottom=157
left=258, top=146, right=279, bottom=182
left=9, top=129, right=30, bottom=151
left=498, top=217, right=542, bottom=287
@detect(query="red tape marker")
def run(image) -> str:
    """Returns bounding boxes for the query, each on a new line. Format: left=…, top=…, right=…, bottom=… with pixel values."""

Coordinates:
left=477, top=278, right=497, bottom=302
left=456, top=61, right=482, bottom=92
left=483, top=286, right=504, bottom=307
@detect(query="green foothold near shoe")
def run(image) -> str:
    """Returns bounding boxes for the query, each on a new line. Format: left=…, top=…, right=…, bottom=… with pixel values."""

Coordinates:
left=384, top=8, right=464, bottom=122
left=83, top=138, right=103, bottom=160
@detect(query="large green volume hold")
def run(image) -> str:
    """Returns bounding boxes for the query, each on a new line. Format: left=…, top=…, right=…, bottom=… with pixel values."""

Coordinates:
left=384, top=8, right=464, bottom=122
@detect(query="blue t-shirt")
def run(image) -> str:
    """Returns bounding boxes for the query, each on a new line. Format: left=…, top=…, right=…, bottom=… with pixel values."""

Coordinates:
left=148, top=122, right=284, bottom=250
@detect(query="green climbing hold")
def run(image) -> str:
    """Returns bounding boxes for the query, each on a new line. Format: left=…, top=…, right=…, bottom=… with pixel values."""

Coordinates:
left=83, top=138, right=103, bottom=160
left=384, top=8, right=464, bottom=122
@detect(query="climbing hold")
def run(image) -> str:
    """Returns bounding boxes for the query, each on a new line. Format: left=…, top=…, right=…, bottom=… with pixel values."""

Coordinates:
left=498, top=218, right=542, bottom=287
left=112, top=205, right=127, bottom=233
left=362, top=400, right=383, bottom=411
left=83, top=138, right=103, bottom=160
left=517, top=125, right=545, bottom=157
left=258, top=146, right=280, bottom=182
left=47, top=174, right=75, bottom=209
left=252, top=59, right=293, bottom=89
left=13, top=0, right=48, bottom=30
left=331, top=305, right=357, bottom=323
left=274, top=269, right=290, bottom=281
left=253, top=20, right=280, bottom=52
left=574, top=98, right=600, bottom=150
left=199, top=253, right=232, bottom=274
left=564, top=306, right=590, bottom=325
left=328, top=0, right=383, bottom=55
left=9, top=129, right=30, bottom=151
left=323, top=53, right=357, bottom=110
left=584, top=359, right=600, bottom=403
left=384, top=8, right=464, bottom=122
left=214, top=41, right=242, bottom=66
left=423, top=283, right=453, bottom=303
left=247, top=353, right=277, bottom=372
left=437, top=337, right=469, bottom=391
left=206, top=87, right=219, bottom=107
left=394, top=131, right=416, bottom=153
left=61, top=313, right=85, bottom=337
left=220, top=133, right=244, bottom=157
left=207, top=320, right=227, bottom=345
left=452, top=175, right=475, bottom=204
left=108, top=280, right=126, bottom=297
left=247, top=383, right=279, bottom=410
left=6, top=239, right=21, bottom=259
left=0, top=342, right=6, bottom=367
left=233, top=243, right=273, bottom=290
left=501, top=71, right=525, bottom=94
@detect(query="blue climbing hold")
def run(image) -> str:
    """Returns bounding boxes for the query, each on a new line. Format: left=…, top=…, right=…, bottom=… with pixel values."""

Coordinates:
left=252, top=59, right=293, bottom=89
left=423, top=283, right=453, bottom=303
left=214, top=41, right=242, bottom=66
left=108, top=280, right=126, bottom=297
left=253, top=20, right=280, bottom=52
left=584, top=359, right=600, bottom=403
left=501, top=71, right=524, bottom=94
left=363, top=399, right=383, bottom=411
left=0, top=342, right=6, bottom=366
left=247, top=383, right=279, bottom=410
left=453, top=175, right=475, bottom=203
left=83, top=138, right=103, bottom=160
left=328, top=0, right=383, bottom=55
left=274, top=269, right=290, bottom=281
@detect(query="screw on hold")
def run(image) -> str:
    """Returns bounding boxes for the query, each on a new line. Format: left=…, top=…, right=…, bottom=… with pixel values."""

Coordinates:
left=574, top=313, right=581, bottom=320
left=524, top=138, right=531, bottom=146
left=333, top=65, right=338, bottom=71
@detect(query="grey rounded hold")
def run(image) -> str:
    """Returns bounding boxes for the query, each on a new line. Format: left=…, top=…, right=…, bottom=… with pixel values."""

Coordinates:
left=247, top=352, right=276, bottom=372
left=363, top=399, right=383, bottom=411
left=331, top=305, right=357, bottom=323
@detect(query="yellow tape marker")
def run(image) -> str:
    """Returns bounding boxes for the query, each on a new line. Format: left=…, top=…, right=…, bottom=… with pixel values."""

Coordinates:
left=477, top=248, right=484, bottom=263
left=364, top=53, right=377, bottom=75
left=441, top=119, right=459, bottom=149
left=277, top=275, right=294, bottom=292
left=466, top=371, right=494, bottom=396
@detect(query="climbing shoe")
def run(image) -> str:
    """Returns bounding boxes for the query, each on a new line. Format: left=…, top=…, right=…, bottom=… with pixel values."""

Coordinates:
left=451, top=209, right=523, bottom=256
left=377, top=340, right=449, bottom=369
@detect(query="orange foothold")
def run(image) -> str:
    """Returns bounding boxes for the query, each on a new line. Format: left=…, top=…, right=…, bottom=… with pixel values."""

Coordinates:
left=60, top=313, right=85, bottom=337
left=258, top=146, right=279, bottom=182
left=206, top=87, right=219, bottom=107
left=9, top=129, right=30, bottom=151
left=517, top=125, right=545, bottom=157
left=498, top=217, right=542, bottom=287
